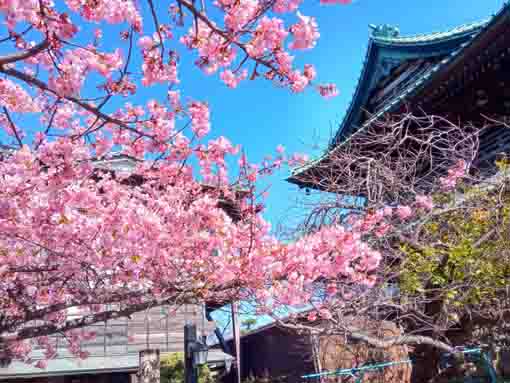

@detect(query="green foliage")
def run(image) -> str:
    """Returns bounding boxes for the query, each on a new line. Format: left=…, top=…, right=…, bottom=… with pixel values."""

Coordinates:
left=161, top=352, right=214, bottom=383
left=399, top=183, right=510, bottom=308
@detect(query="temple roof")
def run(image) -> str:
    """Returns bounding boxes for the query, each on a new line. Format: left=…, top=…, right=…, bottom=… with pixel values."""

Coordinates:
left=332, top=17, right=495, bottom=146
left=369, top=20, right=488, bottom=45
left=287, top=3, right=510, bottom=188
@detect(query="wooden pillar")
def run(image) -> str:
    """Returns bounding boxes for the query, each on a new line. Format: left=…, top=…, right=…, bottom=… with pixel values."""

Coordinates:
left=138, top=349, right=160, bottom=383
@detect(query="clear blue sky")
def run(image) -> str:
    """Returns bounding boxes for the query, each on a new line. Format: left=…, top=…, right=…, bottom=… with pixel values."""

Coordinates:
left=1, top=0, right=505, bottom=234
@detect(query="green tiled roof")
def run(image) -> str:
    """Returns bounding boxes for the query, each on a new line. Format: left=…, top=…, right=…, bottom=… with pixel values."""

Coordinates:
left=372, top=19, right=488, bottom=45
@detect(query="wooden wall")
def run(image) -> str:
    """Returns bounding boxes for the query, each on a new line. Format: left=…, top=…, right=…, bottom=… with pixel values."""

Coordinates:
left=227, top=321, right=412, bottom=383
left=226, top=326, right=315, bottom=383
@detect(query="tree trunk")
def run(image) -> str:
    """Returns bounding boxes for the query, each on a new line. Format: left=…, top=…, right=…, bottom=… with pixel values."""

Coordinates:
left=138, top=349, right=160, bottom=383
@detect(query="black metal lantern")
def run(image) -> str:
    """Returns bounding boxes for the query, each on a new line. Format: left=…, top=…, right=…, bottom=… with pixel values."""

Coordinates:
left=189, top=340, right=209, bottom=367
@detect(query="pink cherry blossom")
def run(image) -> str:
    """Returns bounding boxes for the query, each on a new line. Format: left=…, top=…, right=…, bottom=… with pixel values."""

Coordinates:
left=317, top=83, right=339, bottom=99
left=383, top=207, right=393, bottom=217
left=0, top=79, right=40, bottom=113
left=168, top=90, right=181, bottom=110
left=275, top=52, right=295, bottom=74
left=65, top=0, right=141, bottom=26
left=138, top=36, right=154, bottom=50
left=303, top=64, right=317, bottom=81
left=415, top=195, right=434, bottom=210
left=246, top=17, right=289, bottom=57
left=288, top=70, right=310, bottom=93
left=289, top=12, right=320, bottom=50
left=273, top=0, right=303, bottom=13
left=188, top=101, right=211, bottom=138
left=94, top=29, right=103, bottom=40
left=220, top=69, right=248, bottom=88
left=141, top=50, right=179, bottom=86
left=35, top=360, right=48, bottom=369
left=224, top=0, right=260, bottom=32
left=396, top=205, right=413, bottom=220
left=439, top=159, right=468, bottom=191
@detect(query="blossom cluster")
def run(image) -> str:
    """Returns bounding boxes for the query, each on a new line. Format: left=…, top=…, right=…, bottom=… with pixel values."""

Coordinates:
left=0, top=78, right=40, bottom=113
left=439, top=159, right=468, bottom=191
left=0, top=140, right=381, bottom=362
left=0, top=0, right=355, bottom=366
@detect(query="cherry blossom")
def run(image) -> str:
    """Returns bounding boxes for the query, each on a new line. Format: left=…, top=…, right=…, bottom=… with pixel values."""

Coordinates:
left=189, top=101, right=211, bottom=138
left=303, top=64, right=317, bottom=81
left=224, top=0, right=260, bottom=31
left=246, top=17, right=289, bottom=57
left=64, top=0, right=142, bottom=27
left=317, top=83, right=339, bottom=99
left=439, top=159, right=468, bottom=190
left=273, top=0, right=303, bottom=13
left=0, top=78, right=40, bottom=113
left=415, top=195, right=434, bottom=210
left=0, top=0, right=354, bottom=366
left=396, top=205, right=413, bottom=220
left=220, top=69, right=248, bottom=88
left=289, top=12, right=320, bottom=50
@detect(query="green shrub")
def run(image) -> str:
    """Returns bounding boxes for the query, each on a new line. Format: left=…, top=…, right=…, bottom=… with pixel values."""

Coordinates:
left=161, top=352, right=213, bottom=383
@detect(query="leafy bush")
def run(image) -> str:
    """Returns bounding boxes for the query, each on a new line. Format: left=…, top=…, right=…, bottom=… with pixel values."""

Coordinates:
left=161, top=352, right=214, bottom=383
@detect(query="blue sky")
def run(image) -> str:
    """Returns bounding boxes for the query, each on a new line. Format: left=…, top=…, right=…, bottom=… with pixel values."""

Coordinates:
left=0, top=0, right=505, bottom=234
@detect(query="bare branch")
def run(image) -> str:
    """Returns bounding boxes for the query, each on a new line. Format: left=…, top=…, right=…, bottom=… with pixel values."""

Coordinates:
left=0, top=66, right=156, bottom=140
left=1, top=107, right=23, bottom=147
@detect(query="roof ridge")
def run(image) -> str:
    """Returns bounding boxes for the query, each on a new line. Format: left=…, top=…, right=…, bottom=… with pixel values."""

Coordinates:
left=370, top=17, right=489, bottom=43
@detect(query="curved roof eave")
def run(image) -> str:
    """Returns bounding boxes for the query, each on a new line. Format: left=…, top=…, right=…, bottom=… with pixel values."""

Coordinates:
left=329, top=20, right=488, bottom=148
left=287, top=5, right=510, bottom=188
left=372, top=19, right=489, bottom=47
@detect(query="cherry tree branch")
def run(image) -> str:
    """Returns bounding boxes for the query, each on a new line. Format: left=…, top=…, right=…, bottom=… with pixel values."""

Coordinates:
left=0, top=66, right=156, bottom=140
left=146, top=0, right=165, bottom=60
left=0, top=39, right=49, bottom=67
left=1, top=107, right=23, bottom=147
left=177, top=0, right=283, bottom=76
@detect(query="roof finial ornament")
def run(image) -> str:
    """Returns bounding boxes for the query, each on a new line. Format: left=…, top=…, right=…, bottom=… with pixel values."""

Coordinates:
left=369, top=24, right=400, bottom=38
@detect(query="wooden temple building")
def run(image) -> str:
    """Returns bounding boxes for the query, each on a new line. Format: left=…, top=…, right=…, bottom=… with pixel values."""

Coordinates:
left=288, top=3, right=510, bottom=190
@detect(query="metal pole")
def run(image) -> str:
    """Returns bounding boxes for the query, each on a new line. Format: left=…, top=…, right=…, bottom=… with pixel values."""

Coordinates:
left=184, top=324, right=198, bottom=383
left=231, top=302, right=241, bottom=383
